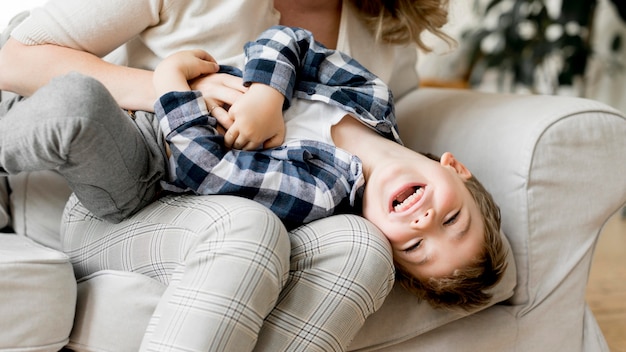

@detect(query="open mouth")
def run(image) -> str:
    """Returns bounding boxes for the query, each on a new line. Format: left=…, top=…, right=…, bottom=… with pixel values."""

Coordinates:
left=392, top=186, right=425, bottom=213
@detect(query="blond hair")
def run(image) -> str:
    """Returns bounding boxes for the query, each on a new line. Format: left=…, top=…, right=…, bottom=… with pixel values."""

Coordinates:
left=395, top=154, right=508, bottom=310
left=349, top=0, right=454, bottom=51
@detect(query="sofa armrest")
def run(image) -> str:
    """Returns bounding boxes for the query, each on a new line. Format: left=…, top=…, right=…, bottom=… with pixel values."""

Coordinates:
left=395, top=88, right=626, bottom=313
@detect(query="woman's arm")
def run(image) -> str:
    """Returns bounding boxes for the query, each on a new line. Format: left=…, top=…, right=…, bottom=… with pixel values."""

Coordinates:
left=0, top=0, right=162, bottom=110
left=0, top=38, right=156, bottom=111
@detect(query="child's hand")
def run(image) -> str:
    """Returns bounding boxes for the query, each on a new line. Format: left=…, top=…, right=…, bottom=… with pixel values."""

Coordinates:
left=153, top=50, right=219, bottom=96
left=189, top=73, right=248, bottom=130
left=223, top=83, right=285, bottom=150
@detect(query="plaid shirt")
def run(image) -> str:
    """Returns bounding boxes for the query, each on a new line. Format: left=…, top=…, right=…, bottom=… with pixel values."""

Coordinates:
left=156, top=26, right=401, bottom=228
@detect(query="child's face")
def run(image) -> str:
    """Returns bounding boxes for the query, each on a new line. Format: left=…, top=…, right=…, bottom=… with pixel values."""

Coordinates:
left=362, top=152, right=485, bottom=281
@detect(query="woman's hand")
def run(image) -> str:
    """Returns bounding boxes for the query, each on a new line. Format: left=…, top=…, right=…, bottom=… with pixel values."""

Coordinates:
left=153, top=50, right=219, bottom=96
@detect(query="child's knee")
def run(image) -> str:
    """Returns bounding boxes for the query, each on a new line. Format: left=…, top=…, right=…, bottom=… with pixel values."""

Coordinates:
left=46, top=72, right=110, bottom=104
left=33, top=73, right=111, bottom=116
left=36, top=73, right=122, bottom=129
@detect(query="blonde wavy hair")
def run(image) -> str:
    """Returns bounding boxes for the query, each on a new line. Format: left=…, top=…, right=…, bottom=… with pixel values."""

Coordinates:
left=349, top=0, right=454, bottom=51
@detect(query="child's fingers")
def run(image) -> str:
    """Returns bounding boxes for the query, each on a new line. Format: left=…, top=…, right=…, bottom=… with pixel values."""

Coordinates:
left=190, top=74, right=246, bottom=106
left=210, top=106, right=233, bottom=130
left=232, top=136, right=253, bottom=150
left=224, top=128, right=238, bottom=148
left=203, top=61, right=220, bottom=74
left=229, top=133, right=259, bottom=151
left=263, top=134, right=283, bottom=149
left=241, top=141, right=259, bottom=151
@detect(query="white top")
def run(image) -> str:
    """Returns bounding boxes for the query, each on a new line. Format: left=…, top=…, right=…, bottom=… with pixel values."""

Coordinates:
left=283, top=99, right=348, bottom=146
left=12, top=0, right=418, bottom=98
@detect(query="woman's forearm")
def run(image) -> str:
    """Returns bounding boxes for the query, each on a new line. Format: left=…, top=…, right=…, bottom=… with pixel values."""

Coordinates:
left=0, top=38, right=157, bottom=112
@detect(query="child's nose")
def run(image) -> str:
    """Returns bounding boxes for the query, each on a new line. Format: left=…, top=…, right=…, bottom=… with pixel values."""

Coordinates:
left=410, top=209, right=434, bottom=230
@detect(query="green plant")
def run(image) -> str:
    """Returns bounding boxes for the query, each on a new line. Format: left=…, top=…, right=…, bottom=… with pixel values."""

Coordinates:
left=463, top=0, right=625, bottom=93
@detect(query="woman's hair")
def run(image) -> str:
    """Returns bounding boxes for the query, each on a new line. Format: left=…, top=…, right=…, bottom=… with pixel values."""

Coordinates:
left=349, top=0, right=454, bottom=51
left=395, top=154, right=508, bottom=310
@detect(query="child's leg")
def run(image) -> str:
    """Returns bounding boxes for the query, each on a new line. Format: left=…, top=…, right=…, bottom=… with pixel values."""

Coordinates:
left=0, top=72, right=166, bottom=222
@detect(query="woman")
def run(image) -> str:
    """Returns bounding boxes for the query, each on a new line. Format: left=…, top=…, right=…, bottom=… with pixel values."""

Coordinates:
left=0, top=1, right=450, bottom=351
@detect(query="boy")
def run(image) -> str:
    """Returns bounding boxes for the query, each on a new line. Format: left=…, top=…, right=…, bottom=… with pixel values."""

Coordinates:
left=0, top=25, right=505, bottom=310
left=154, top=26, right=507, bottom=310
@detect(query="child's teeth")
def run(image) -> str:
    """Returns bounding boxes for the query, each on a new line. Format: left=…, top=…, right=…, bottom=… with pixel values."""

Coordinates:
left=394, top=187, right=423, bottom=212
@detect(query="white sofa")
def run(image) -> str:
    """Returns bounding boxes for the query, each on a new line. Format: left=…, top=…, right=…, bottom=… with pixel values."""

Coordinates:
left=1, top=86, right=625, bottom=352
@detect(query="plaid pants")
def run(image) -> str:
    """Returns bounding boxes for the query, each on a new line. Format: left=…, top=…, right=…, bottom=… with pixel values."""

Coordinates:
left=62, top=194, right=394, bottom=351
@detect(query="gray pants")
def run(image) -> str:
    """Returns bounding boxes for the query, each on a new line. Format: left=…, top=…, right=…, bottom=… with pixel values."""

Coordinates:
left=0, top=72, right=167, bottom=222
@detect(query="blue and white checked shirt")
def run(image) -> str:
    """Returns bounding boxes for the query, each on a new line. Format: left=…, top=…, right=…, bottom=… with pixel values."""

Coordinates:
left=156, top=26, right=402, bottom=228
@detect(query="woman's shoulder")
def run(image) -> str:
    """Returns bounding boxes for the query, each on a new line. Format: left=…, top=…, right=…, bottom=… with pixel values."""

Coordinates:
left=10, top=0, right=162, bottom=51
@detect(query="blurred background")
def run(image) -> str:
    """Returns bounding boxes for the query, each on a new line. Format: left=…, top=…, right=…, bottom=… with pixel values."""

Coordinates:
left=417, top=0, right=626, bottom=114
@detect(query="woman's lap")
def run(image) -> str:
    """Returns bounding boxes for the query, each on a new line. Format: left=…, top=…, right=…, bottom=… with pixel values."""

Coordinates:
left=63, top=194, right=394, bottom=351
left=255, top=214, right=394, bottom=351
left=63, top=193, right=291, bottom=351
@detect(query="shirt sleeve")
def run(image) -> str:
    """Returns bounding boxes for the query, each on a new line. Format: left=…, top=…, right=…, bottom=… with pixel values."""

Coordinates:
left=243, top=26, right=400, bottom=143
left=155, top=91, right=362, bottom=228
left=11, top=0, right=161, bottom=57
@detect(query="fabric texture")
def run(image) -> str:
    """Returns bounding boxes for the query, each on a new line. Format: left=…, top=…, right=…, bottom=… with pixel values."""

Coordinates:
left=0, top=234, right=76, bottom=351
left=0, top=177, right=9, bottom=229
left=63, top=193, right=291, bottom=352
left=240, top=26, right=397, bottom=133
left=69, top=270, right=167, bottom=352
left=8, top=171, right=70, bottom=250
left=62, top=193, right=394, bottom=352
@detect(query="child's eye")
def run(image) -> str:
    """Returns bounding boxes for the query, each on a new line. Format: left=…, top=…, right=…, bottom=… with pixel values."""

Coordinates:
left=444, top=211, right=460, bottom=226
left=403, top=239, right=423, bottom=253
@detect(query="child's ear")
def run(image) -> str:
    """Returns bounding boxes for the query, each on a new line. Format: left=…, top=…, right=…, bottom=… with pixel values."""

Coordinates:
left=440, top=152, right=472, bottom=180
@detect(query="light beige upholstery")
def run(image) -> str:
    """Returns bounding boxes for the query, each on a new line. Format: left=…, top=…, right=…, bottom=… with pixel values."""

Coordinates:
left=0, top=234, right=76, bottom=352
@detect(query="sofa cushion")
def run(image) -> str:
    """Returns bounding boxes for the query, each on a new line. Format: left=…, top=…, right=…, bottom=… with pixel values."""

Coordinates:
left=68, top=271, right=166, bottom=352
left=0, top=234, right=76, bottom=352
left=9, top=171, right=72, bottom=250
